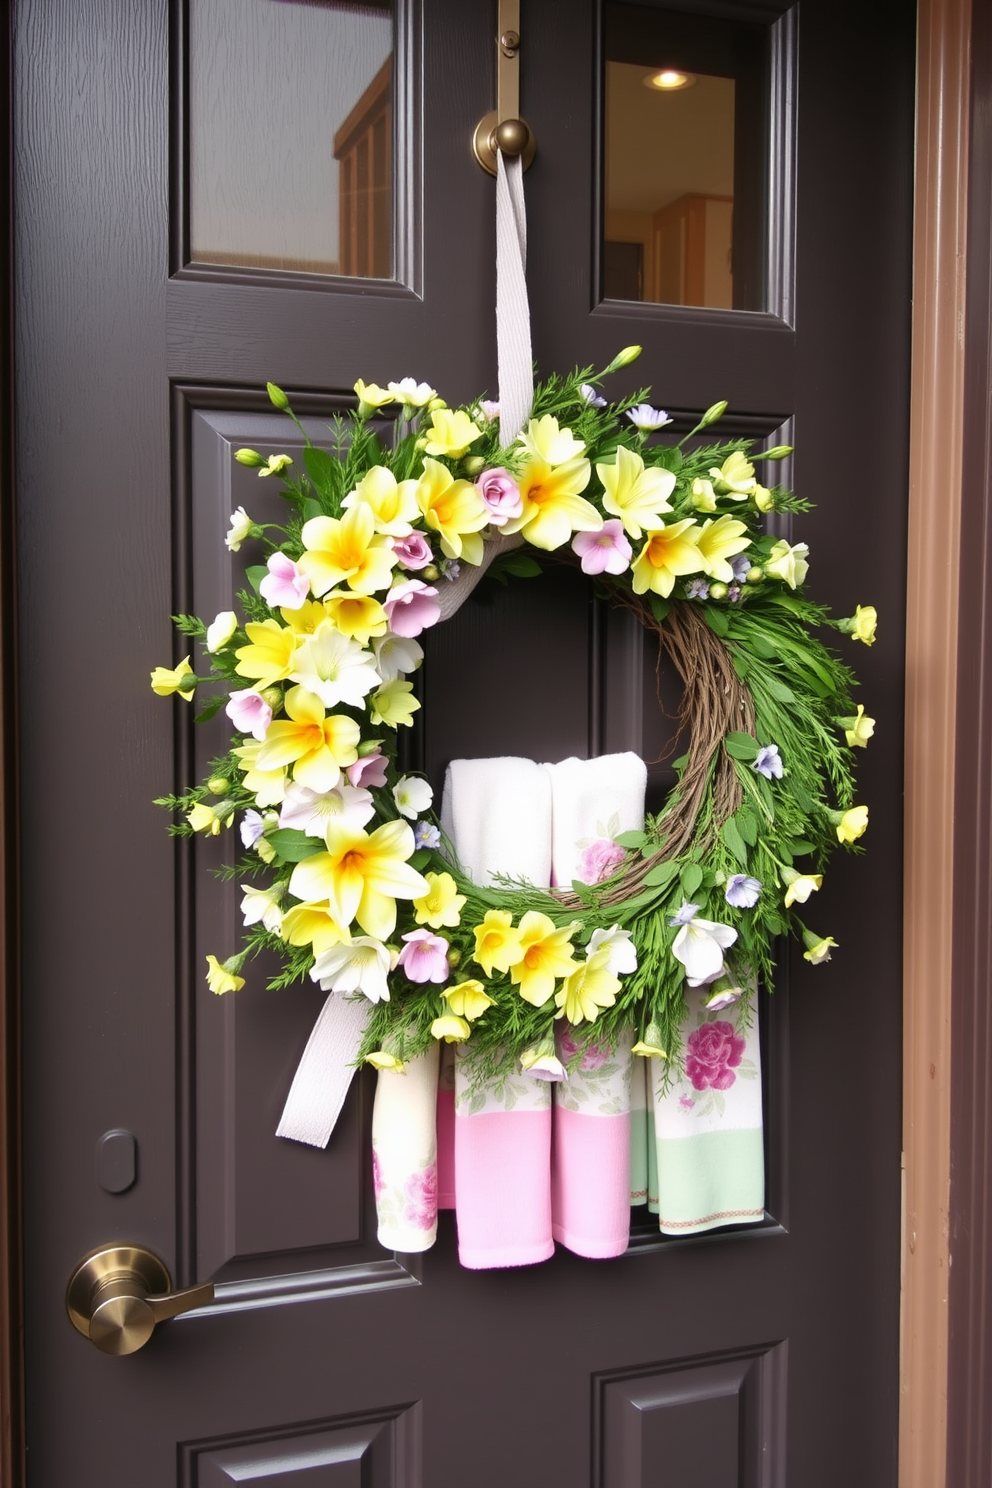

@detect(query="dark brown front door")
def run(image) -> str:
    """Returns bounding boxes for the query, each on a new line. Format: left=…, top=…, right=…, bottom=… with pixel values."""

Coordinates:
left=13, top=0, right=913, bottom=1483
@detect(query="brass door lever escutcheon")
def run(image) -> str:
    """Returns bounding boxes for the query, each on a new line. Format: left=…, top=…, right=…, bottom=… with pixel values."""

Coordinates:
left=473, top=0, right=536, bottom=174
left=66, top=1243, right=215, bottom=1355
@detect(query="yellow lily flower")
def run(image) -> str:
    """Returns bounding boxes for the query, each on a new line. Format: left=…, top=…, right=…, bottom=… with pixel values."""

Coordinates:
left=150, top=656, right=194, bottom=698
left=430, top=1013, right=472, bottom=1043
left=187, top=802, right=227, bottom=836
left=597, top=445, right=676, bottom=539
left=690, top=478, right=718, bottom=513
left=423, top=408, right=483, bottom=458
left=803, top=930, right=838, bottom=965
left=365, top=1050, right=406, bottom=1072
left=288, top=818, right=429, bottom=940
left=516, top=415, right=586, bottom=466
left=510, top=912, right=580, bottom=1008
left=554, top=947, right=620, bottom=1024
left=696, top=514, right=751, bottom=581
left=298, top=503, right=397, bottom=597
left=841, top=705, right=875, bottom=748
left=501, top=456, right=599, bottom=551
left=256, top=685, right=360, bottom=792
left=370, top=679, right=421, bottom=728
left=631, top=520, right=705, bottom=597
left=472, top=910, right=525, bottom=976
left=415, top=458, right=489, bottom=563
left=833, top=804, right=868, bottom=845
left=414, top=871, right=466, bottom=929
left=231, top=740, right=287, bottom=807
left=280, top=901, right=350, bottom=956
left=354, top=379, right=393, bottom=415
left=342, top=465, right=419, bottom=536
left=322, top=592, right=389, bottom=643
left=205, top=955, right=244, bottom=995
left=765, top=539, right=810, bottom=589
left=782, top=868, right=823, bottom=907
left=710, top=450, right=756, bottom=497
left=442, top=980, right=495, bottom=1020
left=282, top=599, right=333, bottom=636
left=847, top=604, right=878, bottom=646
left=235, top=620, right=298, bottom=689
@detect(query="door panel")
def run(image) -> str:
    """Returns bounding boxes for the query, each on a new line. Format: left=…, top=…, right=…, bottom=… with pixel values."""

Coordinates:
left=14, top=0, right=912, bottom=1483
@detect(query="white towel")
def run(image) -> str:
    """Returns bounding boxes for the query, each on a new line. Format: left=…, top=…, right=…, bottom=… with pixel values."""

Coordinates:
left=543, top=752, right=647, bottom=887
left=371, top=1045, right=440, bottom=1253
left=441, top=756, right=552, bottom=889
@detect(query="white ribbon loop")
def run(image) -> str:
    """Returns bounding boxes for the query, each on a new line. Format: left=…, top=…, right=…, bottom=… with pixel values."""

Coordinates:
left=496, top=149, right=533, bottom=443
left=276, top=992, right=371, bottom=1147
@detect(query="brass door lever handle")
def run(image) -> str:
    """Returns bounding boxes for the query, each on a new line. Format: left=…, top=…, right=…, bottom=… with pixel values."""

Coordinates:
left=66, top=1243, right=215, bottom=1355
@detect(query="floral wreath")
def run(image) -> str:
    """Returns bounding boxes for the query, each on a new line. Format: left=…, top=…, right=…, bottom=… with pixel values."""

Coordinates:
left=152, top=347, right=875, bottom=1080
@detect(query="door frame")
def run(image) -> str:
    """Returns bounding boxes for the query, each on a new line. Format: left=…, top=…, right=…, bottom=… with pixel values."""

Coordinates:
left=0, top=1, right=984, bottom=1483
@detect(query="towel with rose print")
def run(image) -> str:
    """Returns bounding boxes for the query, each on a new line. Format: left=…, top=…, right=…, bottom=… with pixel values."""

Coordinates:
left=650, top=986, right=763, bottom=1236
left=372, top=1042, right=440, bottom=1252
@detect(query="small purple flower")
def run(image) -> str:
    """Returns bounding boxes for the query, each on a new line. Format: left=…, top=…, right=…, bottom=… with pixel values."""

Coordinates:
left=580, top=383, right=607, bottom=408
left=397, top=929, right=449, bottom=984
left=730, top=554, right=751, bottom=582
left=669, top=901, right=700, bottom=927
left=475, top=399, right=500, bottom=422
left=705, top=985, right=744, bottom=1011
left=347, top=750, right=388, bottom=789
left=753, top=744, right=784, bottom=780
left=414, top=820, right=441, bottom=850
left=441, top=560, right=461, bottom=582
left=626, top=403, right=673, bottom=432
left=240, top=809, right=265, bottom=848
left=684, top=578, right=710, bottom=600
left=476, top=467, right=523, bottom=525
left=572, top=519, right=633, bottom=576
left=259, top=551, right=310, bottom=610
left=728, top=584, right=742, bottom=603
left=392, top=532, right=433, bottom=571
left=226, top=688, right=273, bottom=741
left=725, top=874, right=762, bottom=908
left=383, top=579, right=441, bottom=638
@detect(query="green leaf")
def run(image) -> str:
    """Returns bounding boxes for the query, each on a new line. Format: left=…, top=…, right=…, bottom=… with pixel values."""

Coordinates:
left=680, top=862, right=703, bottom=898
left=764, top=675, right=796, bottom=704
left=303, top=445, right=343, bottom=506
left=789, top=839, right=816, bottom=856
left=409, top=849, right=432, bottom=870
left=724, top=731, right=759, bottom=761
left=246, top=564, right=268, bottom=595
left=649, top=595, right=671, bottom=624
left=303, top=497, right=323, bottom=522
left=501, top=553, right=542, bottom=578
left=644, top=859, right=680, bottom=889
left=720, top=816, right=748, bottom=866
left=737, top=808, right=758, bottom=845
left=266, top=829, right=323, bottom=862
left=749, top=632, right=778, bottom=658
left=570, top=879, right=598, bottom=905
left=193, top=695, right=226, bottom=724
left=653, top=446, right=683, bottom=472
left=669, top=752, right=689, bottom=773
left=703, top=604, right=729, bottom=636
left=614, top=829, right=647, bottom=850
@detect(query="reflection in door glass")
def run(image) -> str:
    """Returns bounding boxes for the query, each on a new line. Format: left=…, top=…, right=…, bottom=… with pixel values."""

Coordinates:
left=189, top=0, right=394, bottom=278
left=603, top=5, right=768, bottom=310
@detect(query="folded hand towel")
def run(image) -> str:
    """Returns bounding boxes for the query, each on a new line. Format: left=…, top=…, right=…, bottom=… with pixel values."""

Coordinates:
left=436, top=1044, right=456, bottom=1210
left=372, top=1044, right=441, bottom=1253
left=543, top=751, right=647, bottom=888
left=441, top=755, right=553, bottom=889
left=630, top=1055, right=649, bottom=1206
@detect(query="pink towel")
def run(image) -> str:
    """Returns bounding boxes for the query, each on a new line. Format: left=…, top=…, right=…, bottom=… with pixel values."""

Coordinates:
left=551, top=1026, right=634, bottom=1257
left=436, top=1044, right=456, bottom=1209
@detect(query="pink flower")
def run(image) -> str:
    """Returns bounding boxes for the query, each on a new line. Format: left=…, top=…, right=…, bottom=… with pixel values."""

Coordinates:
left=558, top=1027, right=610, bottom=1070
left=475, top=467, right=523, bottom=525
left=402, top=1165, right=438, bottom=1229
left=383, top=579, right=441, bottom=638
left=225, top=688, right=272, bottom=741
left=372, top=1148, right=384, bottom=1199
left=572, top=519, right=633, bottom=576
left=577, top=838, right=627, bottom=884
left=397, top=929, right=450, bottom=983
left=259, top=551, right=310, bottom=610
left=392, top=532, right=433, bottom=570
left=347, top=750, right=388, bottom=788
left=684, top=1021, right=746, bottom=1092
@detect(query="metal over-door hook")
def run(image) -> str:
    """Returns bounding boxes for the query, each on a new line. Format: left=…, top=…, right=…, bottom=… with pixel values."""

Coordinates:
left=473, top=0, right=537, bottom=174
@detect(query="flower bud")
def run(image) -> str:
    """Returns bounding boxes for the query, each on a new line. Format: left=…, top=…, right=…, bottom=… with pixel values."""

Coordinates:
left=422, top=564, right=440, bottom=581
left=234, top=447, right=265, bottom=467
left=463, top=455, right=486, bottom=476
left=260, top=685, right=283, bottom=711
left=266, top=382, right=290, bottom=410
left=447, top=949, right=462, bottom=970
left=709, top=581, right=728, bottom=600
left=427, top=396, right=447, bottom=411
left=745, top=566, right=764, bottom=584
left=357, top=737, right=383, bottom=757
left=699, top=400, right=728, bottom=428
left=604, top=345, right=642, bottom=373
left=414, top=437, right=428, bottom=450
left=207, top=776, right=229, bottom=796
left=756, top=445, right=793, bottom=460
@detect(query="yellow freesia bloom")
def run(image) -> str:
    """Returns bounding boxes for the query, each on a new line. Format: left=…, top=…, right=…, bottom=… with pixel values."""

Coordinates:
left=851, top=604, right=877, bottom=646
left=281, top=599, right=330, bottom=636
left=631, top=1038, right=667, bottom=1059
left=280, top=901, right=350, bottom=956
left=187, top=802, right=227, bottom=835
left=472, top=910, right=524, bottom=976
left=442, top=980, right=495, bottom=1020
left=423, top=408, right=483, bottom=458
left=516, top=415, right=586, bottom=466
left=415, top=458, right=489, bottom=563
left=765, top=539, right=810, bottom=589
left=510, top=912, right=580, bottom=1008
left=597, top=445, right=676, bottom=539
left=205, top=955, right=244, bottom=995
left=414, top=871, right=466, bottom=929
left=501, top=456, right=599, bottom=551
left=235, top=620, right=298, bottom=688
left=299, top=503, right=397, bottom=597
left=696, top=514, right=751, bottom=581
left=803, top=933, right=838, bottom=965
left=365, top=1050, right=406, bottom=1072
left=342, top=465, right=419, bottom=536
left=690, top=478, right=717, bottom=513
left=554, top=947, right=620, bottom=1024
left=370, top=679, right=421, bottom=728
left=710, top=450, right=756, bottom=497
left=835, top=805, right=868, bottom=845
left=151, top=656, right=194, bottom=698
left=631, top=520, right=705, bottom=597
left=322, top=592, right=389, bottom=643
left=752, top=484, right=775, bottom=513
left=431, top=1013, right=472, bottom=1043
left=354, top=379, right=393, bottom=413
left=231, top=740, right=287, bottom=807
left=842, top=705, right=875, bottom=748
left=288, top=818, right=429, bottom=940
left=782, top=869, right=822, bottom=907
left=256, top=685, right=360, bottom=792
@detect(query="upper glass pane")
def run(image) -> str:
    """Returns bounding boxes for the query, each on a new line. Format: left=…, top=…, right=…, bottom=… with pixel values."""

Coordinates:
left=603, top=4, right=768, bottom=311
left=189, top=0, right=394, bottom=278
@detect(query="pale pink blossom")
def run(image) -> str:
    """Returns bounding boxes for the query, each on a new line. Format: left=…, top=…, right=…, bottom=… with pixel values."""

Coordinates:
left=397, top=929, right=450, bottom=984
left=577, top=838, right=627, bottom=883
left=392, top=532, right=434, bottom=570
left=475, top=467, right=523, bottom=525
left=572, top=519, right=633, bottom=576
left=279, top=781, right=375, bottom=836
left=225, top=688, right=272, bottom=741
left=259, top=551, right=310, bottom=609
left=383, top=580, right=441, bottom=638
left=347, top=749, right=388, bottom=789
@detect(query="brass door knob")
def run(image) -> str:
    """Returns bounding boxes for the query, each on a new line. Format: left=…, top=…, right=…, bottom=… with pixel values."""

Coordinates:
left=473, top=110, right=537, bottom=175
left=66, top=1244, right=215, bottom=1356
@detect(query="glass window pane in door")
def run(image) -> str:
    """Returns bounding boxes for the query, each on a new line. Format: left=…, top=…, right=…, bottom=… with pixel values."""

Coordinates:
left=189, top=0, right=394, bottom=278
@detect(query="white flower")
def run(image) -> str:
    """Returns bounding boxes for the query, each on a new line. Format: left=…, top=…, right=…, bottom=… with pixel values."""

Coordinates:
left=626, top=403, right=672, bottom=431
left=373, top=634, right=424, bottom=682
left=225, top=507, right=252, bottom=552
left=387, top=377, right=436, bottom=407
left=765, top=540, right=810, bottom=589
left=240, top=809, right=266, bottom=848
left=206, top=610, right=238, bottom=653
left=279, top=781, right=375, bottom=837
left=586, top=924, right=637, bottom=975
left=288, top=622, right=381, bottom=708
left=240, top=881, right=285, bottom=934
left=310, top=938, right=392, bottom=1003
left=393, top=774, right=433, bottom=819
left=671, top=909, right=738, bottom=986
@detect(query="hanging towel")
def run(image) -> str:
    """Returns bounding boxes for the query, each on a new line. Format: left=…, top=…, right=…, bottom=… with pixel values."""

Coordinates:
left=371, top=1044, right=441, bottom=1253
left=630, top=1056, right=649, bottom=1206
left=545, top=752, right=646, bottom=1258
left=436, top=1044, right=456, bottom=1210
left=651, top=988, right=764, bottom=1235
left=443, top=756, right=555, bottom=1268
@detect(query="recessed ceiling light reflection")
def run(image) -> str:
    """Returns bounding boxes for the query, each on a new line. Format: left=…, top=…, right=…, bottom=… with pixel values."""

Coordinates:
left=643, top=69, right=696, bottom=91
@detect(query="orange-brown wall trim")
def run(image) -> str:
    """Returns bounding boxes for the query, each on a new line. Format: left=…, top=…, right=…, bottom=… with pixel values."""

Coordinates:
left=901, top=1, right=971, bottom=1484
